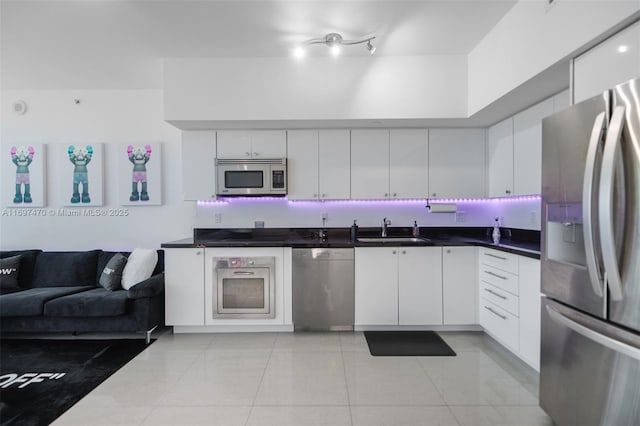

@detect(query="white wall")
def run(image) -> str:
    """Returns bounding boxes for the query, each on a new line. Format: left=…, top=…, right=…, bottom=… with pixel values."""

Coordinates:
left=468, top=0, right=640, bottom=116
left=164, top=55, right=467, bottom=123
left=195, top=198, right=541, bottom=232
left=0, top=89, right=193, bottom=251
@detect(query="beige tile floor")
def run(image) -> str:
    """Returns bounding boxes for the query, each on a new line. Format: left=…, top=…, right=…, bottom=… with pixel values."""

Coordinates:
left=52, top=331, right=552, bottom=426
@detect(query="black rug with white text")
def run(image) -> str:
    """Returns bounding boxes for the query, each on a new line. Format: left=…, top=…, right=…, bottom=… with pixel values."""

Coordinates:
left=0, top=339, right=152, bottom=426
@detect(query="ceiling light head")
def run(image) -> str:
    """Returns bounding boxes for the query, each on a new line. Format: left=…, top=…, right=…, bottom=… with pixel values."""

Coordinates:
left=330, top=45, right=341, bottom=56
left=366, top=40, right=376, bottom=55
left=618, top=44, right=629, bottom=53
left=325, top=33, right=343, bottom=47
left=293, top=46, right=305, bottom=59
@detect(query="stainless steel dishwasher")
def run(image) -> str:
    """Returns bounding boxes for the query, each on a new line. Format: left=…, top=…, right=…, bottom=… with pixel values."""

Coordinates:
left=292, top=248, right=354, bottom=331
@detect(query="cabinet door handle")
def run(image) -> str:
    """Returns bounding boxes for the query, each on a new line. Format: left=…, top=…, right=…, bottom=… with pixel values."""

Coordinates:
left=385, top=193, right=389, bottom=197
left=446, top=249, right=451, bottom=254
left=401, top=250, right=406, bottom=254
left=484, top=306, right=507, bottom=320
left=484, top=288, right=507, bottom=299
left=253, top=152, right=260, bottom=156
left=245, top=152, right=251, bottom=157
left=505, top=189, right=511, bottom=194
left=432, top=193, right=437, bottom=197
left=485, top=253, right=507, bottom=260
left=484, top=270, right=507, bottom=280
left=196, top=251, right=202, bottom=255
left=392, top=251, right=397, bottom=255
left=393, top=193, right=397, bottom=197
left=313, top=193, right=317, bottom=198
left=322, top=193, right=326, bottom=198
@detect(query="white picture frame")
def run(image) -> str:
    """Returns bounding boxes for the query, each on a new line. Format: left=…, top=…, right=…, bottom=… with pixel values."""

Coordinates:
left=62, top=143, right=104, bottom=207
left=118, top=142, right=162, bottom=206
left=2, top=143, right=46, bottom=208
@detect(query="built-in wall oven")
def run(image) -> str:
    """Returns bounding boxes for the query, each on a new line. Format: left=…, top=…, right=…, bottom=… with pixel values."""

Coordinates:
left=211, top=256, right=276, bottom=319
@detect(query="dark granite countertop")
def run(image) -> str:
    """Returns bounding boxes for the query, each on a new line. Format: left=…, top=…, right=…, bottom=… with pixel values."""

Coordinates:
left=162, top=227, right=540, bottom=259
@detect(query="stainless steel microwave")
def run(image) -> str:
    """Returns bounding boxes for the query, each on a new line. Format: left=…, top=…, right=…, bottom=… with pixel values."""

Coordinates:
left=215, top=158, right=287, bottom=196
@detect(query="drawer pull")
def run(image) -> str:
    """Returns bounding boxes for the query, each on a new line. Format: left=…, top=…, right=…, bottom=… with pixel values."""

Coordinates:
left=484, top=270, right=507, bottom=280
left=484, top=306, right=507, bottom=320
left=485, top=253, right=508, bottom=260
left=484, top=288, right=507, bottom=300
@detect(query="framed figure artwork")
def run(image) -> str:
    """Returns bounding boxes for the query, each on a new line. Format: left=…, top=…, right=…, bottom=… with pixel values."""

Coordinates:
left=62, top=143, right=104, bottom=207
left=118, top=142, right=162, bottom=206
left=2, top=143, right=46, bottom=207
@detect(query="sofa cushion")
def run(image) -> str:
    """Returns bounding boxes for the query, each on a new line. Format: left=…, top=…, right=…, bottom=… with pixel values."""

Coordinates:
left=122, top=249, right=158, bottom=290
left=99, top=253, right=127, bottom=291
left=0, top=255, right=22, bottom=292
left=43, top=288, right=129, bottom=317
left=0, top=250, right=41, bottom=289
left=32, top=251, right=99, bottom=288
left=0, top=286, right=94, bottom=317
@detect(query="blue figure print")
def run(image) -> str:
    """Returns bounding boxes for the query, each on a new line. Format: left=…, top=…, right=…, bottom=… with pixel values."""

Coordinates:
left=68, top=145, right=93, bottom=204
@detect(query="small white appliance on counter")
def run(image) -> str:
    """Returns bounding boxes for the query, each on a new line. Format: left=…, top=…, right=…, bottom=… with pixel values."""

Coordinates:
left=216, top=158, right=287, bottom=196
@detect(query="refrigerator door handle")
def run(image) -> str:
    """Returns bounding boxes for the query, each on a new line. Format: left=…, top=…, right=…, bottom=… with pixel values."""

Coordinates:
left=546, top=304, right=640, bottom=361
left=599, top=105, right=625, bottom=301
left=582, top=111, right=606, bottom=298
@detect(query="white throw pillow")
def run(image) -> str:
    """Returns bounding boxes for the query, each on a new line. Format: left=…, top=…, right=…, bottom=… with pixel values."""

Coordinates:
left=121, top=248, right=158, bottom=290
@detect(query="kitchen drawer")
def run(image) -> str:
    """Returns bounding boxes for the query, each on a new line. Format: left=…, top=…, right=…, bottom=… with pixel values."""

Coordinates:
left=480, top=298, right=519, bottom=352
left=480, top=281, right=519, bottom=316
left=479, top=264, right=519, bottom=296
left=479, top=248, right=519, bottom=274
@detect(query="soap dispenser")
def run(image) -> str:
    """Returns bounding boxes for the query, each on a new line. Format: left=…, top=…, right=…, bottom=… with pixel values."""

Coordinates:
left=412, top=220, right=420, bottom=237
left=492, top=217, right=501, bottom=245
left=350, top=220, right=359, bottom=242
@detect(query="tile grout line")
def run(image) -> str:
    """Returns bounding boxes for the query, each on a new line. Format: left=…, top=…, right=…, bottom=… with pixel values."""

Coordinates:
left=244, top=334, right=278, bottom=426
left=339, top=333, right=355, bottom=426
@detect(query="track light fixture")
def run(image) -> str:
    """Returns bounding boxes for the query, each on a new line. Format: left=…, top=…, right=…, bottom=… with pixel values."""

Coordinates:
left=294, top=33, right=376, bottom=58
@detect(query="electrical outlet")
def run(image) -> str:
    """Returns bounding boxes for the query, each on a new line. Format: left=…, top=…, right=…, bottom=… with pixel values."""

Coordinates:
left=254, top=221, right=265, bottom=228
left=529, top=210, right=537, bottom=225
left=214, top=213, right=222, bottom=224
left=455, top=212, right=466, bottom=223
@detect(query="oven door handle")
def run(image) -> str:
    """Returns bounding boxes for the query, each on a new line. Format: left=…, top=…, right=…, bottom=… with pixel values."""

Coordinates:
left=233, top=271, right=255, bottom=275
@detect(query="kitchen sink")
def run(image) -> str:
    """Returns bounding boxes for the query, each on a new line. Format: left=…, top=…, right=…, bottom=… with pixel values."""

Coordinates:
left=357, top=237, right=431, bottom=244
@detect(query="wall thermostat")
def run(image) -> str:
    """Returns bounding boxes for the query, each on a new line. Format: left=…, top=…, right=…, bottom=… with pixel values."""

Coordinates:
left=12, top=100, right=27, bottom=115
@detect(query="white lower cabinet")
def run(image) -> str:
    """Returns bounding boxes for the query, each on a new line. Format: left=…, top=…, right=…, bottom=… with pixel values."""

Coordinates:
left=399, top=247, right=443, bottom=325
left=518, top=257, right=541, bottom=370
left=164, top=248, right=205, bottom=326
left=478, top=247, right=541, bottom=371
left=355, top=247, right=400, bottom=326
left=355, top=247, right=443, bottom=327
left=443, top=246, right=477, bottom=325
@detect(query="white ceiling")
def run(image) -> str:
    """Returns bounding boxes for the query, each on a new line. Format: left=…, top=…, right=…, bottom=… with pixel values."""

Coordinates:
left=0, top=0, right=517, bottom=89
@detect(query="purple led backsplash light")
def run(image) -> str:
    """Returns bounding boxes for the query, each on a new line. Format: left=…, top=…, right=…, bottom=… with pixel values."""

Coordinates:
left=197, top=195, right=541, bottom=207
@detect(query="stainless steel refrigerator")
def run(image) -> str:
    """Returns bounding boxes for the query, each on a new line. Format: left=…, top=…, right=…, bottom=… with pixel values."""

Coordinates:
left=540, top=77, right=640, bottom=425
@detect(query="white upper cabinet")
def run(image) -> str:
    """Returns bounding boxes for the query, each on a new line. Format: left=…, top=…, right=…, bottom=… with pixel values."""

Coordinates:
left=318, top=129, right=351, bottom=200
left=216, top=130, right=286, bottom=158
left=553, top=89, right=570, bottom=113
left=287, top=130, right=319, bottom=200
left=574, top=20, right=640, bottom=104
left=428, top=128, right=485, bottom=199
left=513, top=98, right=554, bottom=196
left=390, top=129, right=429, bottom=199
left=488, top=117, right=514, bottom=198
left=182, top=130, right=216, bottom=200
left=351, top=129, right=390, bottom=199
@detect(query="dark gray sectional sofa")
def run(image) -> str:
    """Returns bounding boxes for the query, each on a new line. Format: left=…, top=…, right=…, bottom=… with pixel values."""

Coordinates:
left=0, top=249, right=164, bottom=343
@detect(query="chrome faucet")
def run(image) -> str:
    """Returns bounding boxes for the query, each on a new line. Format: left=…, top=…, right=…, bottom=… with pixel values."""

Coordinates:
left=381, top=217, right=391, bottom=237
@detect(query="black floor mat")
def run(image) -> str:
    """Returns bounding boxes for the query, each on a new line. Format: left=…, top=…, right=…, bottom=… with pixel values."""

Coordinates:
left=0, top=338, right=152, bottom=426
left=364, top=331, right=456, bottom=356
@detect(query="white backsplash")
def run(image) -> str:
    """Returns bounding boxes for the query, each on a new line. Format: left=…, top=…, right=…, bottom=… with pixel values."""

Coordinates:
left=195, top=197, right=541, bottom=231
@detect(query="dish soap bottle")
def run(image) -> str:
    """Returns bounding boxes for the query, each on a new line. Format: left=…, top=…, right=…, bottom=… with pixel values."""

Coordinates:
left=350, top=220, right=359, bottom=242
left=412, top=220, right=420, bottom=237
left=492, top=217, right=501, bottom=245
